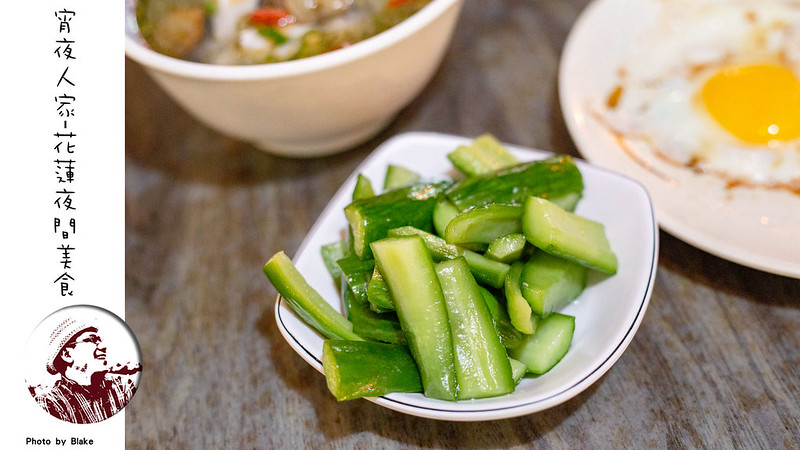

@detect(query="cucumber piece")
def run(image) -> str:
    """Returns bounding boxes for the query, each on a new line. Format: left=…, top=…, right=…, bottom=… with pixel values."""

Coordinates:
left=522, top=196, right=618, bottom=275
left=548, top=191, right=581, bottom=212
left=447, top=134, right=519, bottom=177
left=508, top=358, right=528, bottom=384
left=505, top=261, right=539, bottom=335
left=336, top=255, right=375, bottom=304
left=371, top=236, right=458, bottom=401
left=462, top=250, right=510, bottom=289
left=478, top=286, right=525, bottom=351
left=444, top=204, right=523, bottom=245
left=387, top=226, right=509, bottom=289
left=520, top=251, right=587, bottom=318
left=321, top=240, right=349, bottom=284
left=343, top=277, right=406, bottom=345
left=322, top=340, right=422, bottom=400
left=352, top=174, right=375, bottom=200
left=432, top=197, right=460, bottom=238
left=510, top=313, right=575, bottom=374
left=384, top=164, right=421, bottom=191
left=435, top=257, right=516, bottom=399
left=366, top=267, right=395, bottom=311
left=345, top=181, right=450, bottom=259
left=486, top=233, right=528, bottom=263
left=388, top=226, right=460, bottom=261
left=263, top=251, right=363, bottom=341
left=445, top=156, right=583, bottom=212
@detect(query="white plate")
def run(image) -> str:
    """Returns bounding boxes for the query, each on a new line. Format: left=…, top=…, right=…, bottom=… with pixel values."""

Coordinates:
left=559, top=0, right=800, bottom=279
left=274, top=132, right=658, bottom=421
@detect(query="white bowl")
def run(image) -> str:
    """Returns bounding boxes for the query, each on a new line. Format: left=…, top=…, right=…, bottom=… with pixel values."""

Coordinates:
left=125, top=0, right=464, bottom=157
left=274, top=132, right=659, bottom=421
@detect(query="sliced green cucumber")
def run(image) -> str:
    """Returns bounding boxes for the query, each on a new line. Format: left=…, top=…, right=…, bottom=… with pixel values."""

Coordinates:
left=263, top=251, right=363, bottom=341
left=478, top=286, right=524, bottom=351
left=447, top=134, right=519, bottom=177
left=505, top=261, right=539, bottom=335
left=432, top=197, right=460, bottom=238
left=352, top=173, right=375, bottom=200
left=387, top=226, right=509, bottom=289
left=383, top=164, right=421, bottom=191
left=510, top=313, right=575, bottom=374
left=343, top=276, right=406, bottom=345
left=445, top=156, right=583, bottom=212
left=520, top=251, right=587, bottom=318
left=336, top=255, right=375, bottom=304
left=522, top=196, right=618, bottom=275
left=370, top=236, right=457, bottom=401
left=435, top=257, right=515, bottom=399
left=461, top=250, right=510, bottom=289
left=444, top=204, right=522, bottom=245
left=320, top=240, right=349, bottom=284
left=366, top=267, right=394, bottom=311
left=345, top=181, right=450, bottom=259
left=508, top=358, right=528, bottom=384
left=547, top=191, right=581, bottom=212
left=388, top=226, right=460, bottom=261
left=485, top=233, right=528, bottom=263
left=322, top=340, right=422, bottom=400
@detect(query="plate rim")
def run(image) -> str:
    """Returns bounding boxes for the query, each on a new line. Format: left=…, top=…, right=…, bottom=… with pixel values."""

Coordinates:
left=273, top=131, right=659, bottom=421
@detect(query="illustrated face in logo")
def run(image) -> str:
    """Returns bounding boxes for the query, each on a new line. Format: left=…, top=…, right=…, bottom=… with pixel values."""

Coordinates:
left=62, top=330, right=108, bottom=375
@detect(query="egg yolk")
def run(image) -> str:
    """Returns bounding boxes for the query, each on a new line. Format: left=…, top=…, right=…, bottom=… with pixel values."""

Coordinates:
left=701, top=64, right=800, bottom=144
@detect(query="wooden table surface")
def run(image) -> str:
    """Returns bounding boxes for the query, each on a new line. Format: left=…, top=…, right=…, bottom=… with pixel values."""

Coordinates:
left=124, top=1, right=800, bottom=447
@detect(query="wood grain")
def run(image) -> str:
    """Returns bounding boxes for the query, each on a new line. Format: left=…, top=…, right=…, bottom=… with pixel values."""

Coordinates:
left=125, top=0, right=800, bottom=447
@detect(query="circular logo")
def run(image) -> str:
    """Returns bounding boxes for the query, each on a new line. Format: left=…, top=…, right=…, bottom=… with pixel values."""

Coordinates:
left=25, top=305, right=142, bottom=424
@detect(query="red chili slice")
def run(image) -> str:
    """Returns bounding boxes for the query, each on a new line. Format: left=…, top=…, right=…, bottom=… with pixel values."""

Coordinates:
left=249, top=8, right=291, bottom=26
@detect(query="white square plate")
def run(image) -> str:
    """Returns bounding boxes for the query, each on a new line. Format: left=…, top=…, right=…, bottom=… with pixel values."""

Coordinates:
left=274, top=132, right=658, bottom=421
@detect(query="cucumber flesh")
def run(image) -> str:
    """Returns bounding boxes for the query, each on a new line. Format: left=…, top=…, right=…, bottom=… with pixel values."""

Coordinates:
left=461, top=250, right=510, bottom=289
left=446, top=134, right=519, bottom=177
left=435, top=257, right=515, bottom=399
left=371, top=236, right=458, bottom=401
left=320, top=240, right=349, bottom=284
left=432, top=197, right=460, bottom=238
left=510, top=313, right=575, bottom=374
left=322, top=340, right=422, bottom=400
left=388, top=226, right=509, bottom=289
left=366, top=267, right=395, bottom=311
left=522, top=196, right=618, bottom=275
left=505, top=261, right=539, bottom=335
left=485, top=233, right=528, bottom=263
left=444, top=204, right=522, bottom=245
left=384, top=164, right=421, bottom=191
left=336, top=255, right=375, bottom=304
left=388, top=226, right=460, bottom=261
left=508, top=358, right=528, bottom=383
left=547, top=192, right=581, bottom=212
left=352, top=174, right=375, bottom=200
left=520, top=251, right=587, bottom=318
left=478, top=286, right=525, bottom=351
left=343, top=276, right=406, bottom=345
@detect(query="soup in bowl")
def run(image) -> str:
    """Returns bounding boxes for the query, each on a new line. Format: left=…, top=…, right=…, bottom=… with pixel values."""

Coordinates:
left=126, top=0, right=463, bottom=156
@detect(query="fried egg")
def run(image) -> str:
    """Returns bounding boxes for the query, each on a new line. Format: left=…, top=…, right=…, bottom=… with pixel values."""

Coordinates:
left=599, top=0, right=800, bottom=192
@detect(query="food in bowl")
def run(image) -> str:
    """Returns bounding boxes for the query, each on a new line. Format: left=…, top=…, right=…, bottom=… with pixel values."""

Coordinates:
left=263, top=135, right=620, bottom=402
left=136, top=0, right=432, bottom=64
left=595, top=0, right=800, bottom=194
